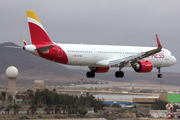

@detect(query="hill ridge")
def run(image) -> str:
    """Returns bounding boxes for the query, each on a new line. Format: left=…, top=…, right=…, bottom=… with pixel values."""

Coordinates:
left=0, top=42, right=180, bottom=86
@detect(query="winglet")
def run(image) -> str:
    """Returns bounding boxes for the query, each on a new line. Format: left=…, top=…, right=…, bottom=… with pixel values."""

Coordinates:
left=22, top=38, right=27, bottom=46
left=156, top=34, right=162, bottom=47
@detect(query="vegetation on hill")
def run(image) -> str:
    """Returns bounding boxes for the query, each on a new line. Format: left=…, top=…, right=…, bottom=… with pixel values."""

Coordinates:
left=151, top=99, right=167, bottom=110
left=32, top=89, right=103, bottom=112
left=1, top=89, right=104, bottom=116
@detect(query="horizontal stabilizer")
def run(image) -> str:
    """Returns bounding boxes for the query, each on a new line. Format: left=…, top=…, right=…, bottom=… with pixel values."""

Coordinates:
left=4, top=46, right=22, bottom=49
left=36, top=44, right=55, bottom=51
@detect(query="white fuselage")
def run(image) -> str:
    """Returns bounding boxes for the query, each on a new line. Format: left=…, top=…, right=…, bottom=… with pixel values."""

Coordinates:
left=58, top=43, right=176, bottom=68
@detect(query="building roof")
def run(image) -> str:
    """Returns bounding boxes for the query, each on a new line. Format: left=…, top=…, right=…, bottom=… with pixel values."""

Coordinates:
left=167, top=94, right=180, bottom=102
left=94, top=95, right=158, bottom=100
left=104, top=101, right=134, bottom=105
left=34, top=80, right=44, bottom=83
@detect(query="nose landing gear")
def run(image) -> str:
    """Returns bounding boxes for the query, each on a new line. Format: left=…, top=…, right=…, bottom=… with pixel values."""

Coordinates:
left=157, top=67, right=163, bottom=78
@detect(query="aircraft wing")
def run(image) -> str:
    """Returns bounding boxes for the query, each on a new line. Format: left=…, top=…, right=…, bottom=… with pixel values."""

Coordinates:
left=109, top=34, right=162, bottom=67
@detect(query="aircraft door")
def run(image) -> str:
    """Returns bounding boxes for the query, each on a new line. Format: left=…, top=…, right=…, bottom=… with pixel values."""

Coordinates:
left=94, top=48, right=98, bottom=58
left=57, top=46, right=63, bottom=57
left=119, top=50, right=124, bottom=57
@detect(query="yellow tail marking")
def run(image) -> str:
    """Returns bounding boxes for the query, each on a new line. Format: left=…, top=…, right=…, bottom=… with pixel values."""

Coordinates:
left=26, top=11, right=41, bottom=24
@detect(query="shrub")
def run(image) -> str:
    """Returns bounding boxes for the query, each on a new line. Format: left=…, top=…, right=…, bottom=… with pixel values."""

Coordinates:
left=77, top=107, right=88, bottom=116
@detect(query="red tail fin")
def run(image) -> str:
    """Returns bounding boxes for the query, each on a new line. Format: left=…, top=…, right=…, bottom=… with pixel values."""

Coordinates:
left=27, top=11, right=53, bottom=45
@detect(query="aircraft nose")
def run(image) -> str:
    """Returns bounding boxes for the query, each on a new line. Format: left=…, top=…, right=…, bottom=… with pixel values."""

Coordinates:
left=173, top=56, right=177, bottom=64
left=171, top=56, right=177, bottom=66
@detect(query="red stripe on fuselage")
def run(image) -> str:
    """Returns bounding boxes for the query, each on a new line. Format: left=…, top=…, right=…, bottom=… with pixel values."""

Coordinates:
left=28, top=22, right=68, bottom=64
left=28, top=22, right=53, bottom=45
left=36, top=44, right=68, bottom=64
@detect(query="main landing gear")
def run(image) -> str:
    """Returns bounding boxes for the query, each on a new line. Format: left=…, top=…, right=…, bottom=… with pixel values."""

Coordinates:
left=86, top=66, right=96, bottom=78
left=115, top=67, right=124, bottom=78
left=86, top=71, right=95, bottom=78
left=86, top=67, right=163, bottom=78
left=115, top=71, right=124, bottom=78
left=157, top=67, right=163, bottom=78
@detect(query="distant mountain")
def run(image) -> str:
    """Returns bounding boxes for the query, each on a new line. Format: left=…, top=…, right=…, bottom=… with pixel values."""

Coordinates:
left=0, top=42, right=180, bottom=86
left=0, top=42, right=85, bottom=85
left=0, top=42, right=75, bottom=76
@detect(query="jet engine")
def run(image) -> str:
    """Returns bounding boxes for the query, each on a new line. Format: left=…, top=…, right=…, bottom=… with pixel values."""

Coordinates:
left=132, top=60, right=153, bottom=73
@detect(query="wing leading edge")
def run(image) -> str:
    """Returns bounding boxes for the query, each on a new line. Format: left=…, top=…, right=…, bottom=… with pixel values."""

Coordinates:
left=108, top=34, right=162, bottom=67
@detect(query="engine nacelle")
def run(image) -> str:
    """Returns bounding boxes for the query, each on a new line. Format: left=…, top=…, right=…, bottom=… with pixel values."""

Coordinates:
left=23, top=45, right=39, bottom=56
left=132, top=60, right=153, bottom=73
left=94, top=67, right=109, bottom=73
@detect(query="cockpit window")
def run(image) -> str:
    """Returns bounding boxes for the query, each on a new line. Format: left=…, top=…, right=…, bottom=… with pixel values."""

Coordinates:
left=170, top=52, right=174, bottom=56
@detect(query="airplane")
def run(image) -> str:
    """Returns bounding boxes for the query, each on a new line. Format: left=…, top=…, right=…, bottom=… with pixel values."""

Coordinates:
left=6, top=11, right=177, bottom=78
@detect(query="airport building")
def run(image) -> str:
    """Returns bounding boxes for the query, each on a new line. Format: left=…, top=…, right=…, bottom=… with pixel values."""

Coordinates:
left=96, top=94, right=180, bottom=108
left=94, top=94, right=158, bottom=108
left=132, top=94, right=180, bottom=106
left=137, top=94, right=180, bottom=118
left=159, top=94, right=180, bottom=104
left=150, top=109, right=180, bottom=118
left=133, top=98, right=157, bottom=106
left=34, top=80, right=45, bottom=91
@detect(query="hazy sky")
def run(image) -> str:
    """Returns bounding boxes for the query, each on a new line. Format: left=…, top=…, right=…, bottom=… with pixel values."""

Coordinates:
left=0, top=0, right=179, bottom=73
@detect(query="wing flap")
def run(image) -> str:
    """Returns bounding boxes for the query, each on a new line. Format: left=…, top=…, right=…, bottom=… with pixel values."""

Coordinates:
left=109, top=53, right=145, bottom=67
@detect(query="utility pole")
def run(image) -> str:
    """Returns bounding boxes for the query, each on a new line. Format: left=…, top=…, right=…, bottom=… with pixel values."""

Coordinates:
left=160, top=82, right=163, bottom=92
left=135, top=104, right=137, bottom=117
left=80, top=79, right=83, bottom=94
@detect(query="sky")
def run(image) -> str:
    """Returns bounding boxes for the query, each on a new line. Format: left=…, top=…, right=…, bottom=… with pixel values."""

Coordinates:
left=0, top=0, right=179, bottom=73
